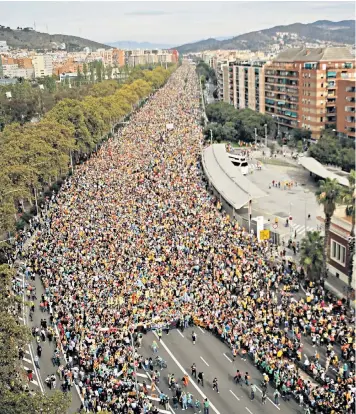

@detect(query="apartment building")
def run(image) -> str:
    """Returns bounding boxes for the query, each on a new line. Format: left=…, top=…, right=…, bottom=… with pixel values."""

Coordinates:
left=2, top=63, right=34, bottom=79
left=125, top=49, right=177, bottom=67
left=53, top=58, right=83, bottom=76
left=32, top=54, right=53, bottom=77
left=216, top=60, right=266, bottom=113
left=264, top=47, right=355, bottom=139
left=112, top=48, right=125, bottom=67
left=336, top=78, right=356, bottom=140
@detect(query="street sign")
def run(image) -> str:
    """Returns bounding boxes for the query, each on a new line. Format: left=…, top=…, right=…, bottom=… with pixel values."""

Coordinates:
left=260, top=230, right=270, bottom=240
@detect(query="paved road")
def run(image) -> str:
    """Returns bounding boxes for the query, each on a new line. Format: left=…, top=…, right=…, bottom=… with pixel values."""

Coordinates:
left=140, top=330, right=303, bottom=414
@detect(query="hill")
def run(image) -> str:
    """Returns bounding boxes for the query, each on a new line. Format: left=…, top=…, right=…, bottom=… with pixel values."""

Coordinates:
left=0, top=25, right=110, bottom=51
left=108, top=41, right=174, bottom=50
left=176, top=20, right=355, bottom=53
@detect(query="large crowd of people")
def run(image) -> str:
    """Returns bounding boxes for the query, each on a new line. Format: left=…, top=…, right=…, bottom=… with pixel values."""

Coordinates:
left=19, top=63, right=355, bottom=413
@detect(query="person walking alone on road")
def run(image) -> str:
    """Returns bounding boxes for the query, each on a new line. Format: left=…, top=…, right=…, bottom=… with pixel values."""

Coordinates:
left=37, top=344, right=42, bottom=358
left=262, top=390, right=267, bottom=405
left=152, top=340, right=158, bottom=353
left=244, top=372, right=250, bottom=386
left=234, top=370, right=242, bottom=385
left=212, top=377, right=219, bottom=393
left=191, top=363, right=197, bottom=379
left=192, top=330, right=197, bottom=345
left=197, top=371, right=204, bottom=387
left=251, top=383, right=257, bottom=400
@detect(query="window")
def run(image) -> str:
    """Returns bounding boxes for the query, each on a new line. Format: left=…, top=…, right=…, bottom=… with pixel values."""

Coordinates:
left=331, top=240, right=346, bottom=265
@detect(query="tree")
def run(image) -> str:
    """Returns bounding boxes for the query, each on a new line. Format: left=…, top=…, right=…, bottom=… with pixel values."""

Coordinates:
left=342, top=170, right=356, bottom=305
left=82, top=62, right=88, bottom=81
left=105, top=64, right=113, bottom=80
left=316, top=178, right=343, bottom=280
left=300, top=231, right=324, bottom=281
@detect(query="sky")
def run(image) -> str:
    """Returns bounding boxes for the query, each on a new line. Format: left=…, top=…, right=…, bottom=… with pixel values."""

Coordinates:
left=0, top=1, right=354, bottom=46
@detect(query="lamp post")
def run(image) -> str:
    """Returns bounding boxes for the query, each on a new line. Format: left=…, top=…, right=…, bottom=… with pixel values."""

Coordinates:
left=254, top=128, right=257, bottom=145
left=209, top=129, right=213, bottom=146
left=264, top=123, right=268, bottom=148
left=304, top=189, right=309, bottom=232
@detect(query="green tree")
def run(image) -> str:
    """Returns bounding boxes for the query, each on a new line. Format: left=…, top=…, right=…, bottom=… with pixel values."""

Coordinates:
left=82, top=62, right=88, bottom=80
left=105, top=64, right=113, bottom=80
left=316, top=178, right=343, bottom=280
left=300, top=231, right=324, bottom=281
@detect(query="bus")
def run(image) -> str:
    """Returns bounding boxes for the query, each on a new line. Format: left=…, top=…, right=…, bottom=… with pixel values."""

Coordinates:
left=228, top=154, right=249, bottom=175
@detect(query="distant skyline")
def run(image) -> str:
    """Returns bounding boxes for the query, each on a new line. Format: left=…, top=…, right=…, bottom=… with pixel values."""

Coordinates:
left=1, top=1, right=354, bottom=46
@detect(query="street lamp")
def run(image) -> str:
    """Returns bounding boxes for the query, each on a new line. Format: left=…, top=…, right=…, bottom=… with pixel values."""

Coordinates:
left=304, top=189, right=310, bottom=231
left=209, top=129, right=213, bottom=146
left=264, top=124, right=268, bottom=148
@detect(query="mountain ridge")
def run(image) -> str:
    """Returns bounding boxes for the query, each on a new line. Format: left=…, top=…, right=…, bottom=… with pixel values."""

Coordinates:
left=0, top=25, right=110, bottom=51
left=176, top=20, right=355, bottom=54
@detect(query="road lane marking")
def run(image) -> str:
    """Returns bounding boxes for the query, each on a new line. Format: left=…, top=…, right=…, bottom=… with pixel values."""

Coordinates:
left=23, top=357, right=32, bottom=364
left=245, top=408, right=253, bottom=414
left=256, top=386, right=281, bottom=410
left=139, top=382, right=151, bottom=389
left=198, top=326, right=205, bottom=333
left=153, top=332, right=221, bottom=414
left=136, top=372, right=148, bottom=378
left=200, top=356, right=209, bottom=366
left=177, top=330, right=185, bottom=338
left=223, top=353, right=232, bottom=363
left=229, top=389, right=240, bottom=401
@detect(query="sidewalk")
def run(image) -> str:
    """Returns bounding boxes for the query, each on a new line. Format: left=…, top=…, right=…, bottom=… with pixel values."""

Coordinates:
left=325, top=273, right=356, bottom=309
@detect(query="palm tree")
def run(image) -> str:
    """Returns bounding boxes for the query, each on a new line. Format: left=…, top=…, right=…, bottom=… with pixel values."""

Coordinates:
left=342, top=170, right=355, bottom=304
left=300, top=231, right=324, bottom=281
left=316, top=178, right=342, bottom=281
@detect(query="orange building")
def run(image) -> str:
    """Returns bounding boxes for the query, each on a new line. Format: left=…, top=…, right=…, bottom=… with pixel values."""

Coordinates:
left=264, top=47, right=355, bottom=139
left=112, top=48, right=125, bottom=67
left=53, top=58, right=83, bottom=75
left=15, top=57, right=33, bottom=69
left=336, top=78, right=356, bottom=140
left=1, top=56, right=15, bottom=65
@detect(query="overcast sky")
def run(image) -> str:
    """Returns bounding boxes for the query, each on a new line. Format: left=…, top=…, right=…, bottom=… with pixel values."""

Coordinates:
left=1, top=1, right=354, bottom=46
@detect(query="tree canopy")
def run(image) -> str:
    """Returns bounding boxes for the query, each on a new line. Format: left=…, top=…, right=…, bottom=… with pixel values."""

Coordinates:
left=204, top=102, right=276, bottom=143
left=0, top=65, right=176, bottom=235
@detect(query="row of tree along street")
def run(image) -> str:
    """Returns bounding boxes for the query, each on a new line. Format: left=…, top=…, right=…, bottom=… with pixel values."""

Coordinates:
left=0, top=63, right=169, bottom=131
left=0, top=65, right=176, bottom=236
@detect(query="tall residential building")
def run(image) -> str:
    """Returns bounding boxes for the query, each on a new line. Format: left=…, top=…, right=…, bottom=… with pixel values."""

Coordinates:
left=32, top=54, right=53, bottom=78
left=336, top=78, right=356, bottom=140
left=264, top=47, right=355, bottom=139
left=112, top=48, right=125, bottom=67
left=216, top=60, right=265, bottom=113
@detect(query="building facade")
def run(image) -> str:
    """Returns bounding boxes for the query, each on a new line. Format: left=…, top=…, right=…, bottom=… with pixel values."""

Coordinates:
left=264, top=47, right=355, bottom=139
left=336, top=78, right=356, bottom=140
left=32, top=54, right=53, bottom=78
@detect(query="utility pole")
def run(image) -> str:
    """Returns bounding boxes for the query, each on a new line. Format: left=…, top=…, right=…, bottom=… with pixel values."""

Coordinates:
left=209, top=129, right=213, bottom=146
left=254, top=128, right=257, bottom=145
left=264, top=124, right=268, bottom=148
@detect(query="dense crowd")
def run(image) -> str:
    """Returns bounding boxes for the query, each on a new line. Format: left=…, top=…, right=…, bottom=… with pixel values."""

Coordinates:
left=19, top=63, right=355, bottom=413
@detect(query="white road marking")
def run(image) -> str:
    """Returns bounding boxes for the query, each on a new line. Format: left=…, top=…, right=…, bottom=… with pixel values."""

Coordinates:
left=148, top=396, right=160, bottom=402
left=177, top=330, right=184, bottom=338
left=25, top=349, right=30, bottom=355
left=153, top=332, right=221, bottom=414
left=256, top=386, right=281, bottom=410
left=23, top=357, right=32, bottom=364
left=158, top=410, right=171, bottom=414
left=245, top=408, right=253, bottom=414
left=200, top=356, right=209, bottom=367
left=19, top=316, right=23, bottom=321
left=32, top=379, right=39, bottom=386
left=198, top=326, right=205, bottom=333
left=229, top=389, right=240, bottom=401
left=223, top=353, right=233, bottom=363
left=136, top=372, right=148, bottom=378
left=16, top=277, right=22, bottom=282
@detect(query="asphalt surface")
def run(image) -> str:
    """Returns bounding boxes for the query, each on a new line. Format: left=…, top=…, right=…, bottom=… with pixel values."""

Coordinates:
left=140, top=330, right=303, bottom=414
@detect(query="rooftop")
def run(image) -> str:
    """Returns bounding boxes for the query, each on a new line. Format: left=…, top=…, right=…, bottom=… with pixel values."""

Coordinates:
left=201, top=144, right=266, bottom=210
left=273, top=46, right=354, bottom=62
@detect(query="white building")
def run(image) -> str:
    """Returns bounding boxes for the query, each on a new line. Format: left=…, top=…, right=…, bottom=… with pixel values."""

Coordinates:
left=2, top=64, right=34, bottom=79
left=0, top=40, right=9, bottom=53
left=32, top=54, right=53, bottom=78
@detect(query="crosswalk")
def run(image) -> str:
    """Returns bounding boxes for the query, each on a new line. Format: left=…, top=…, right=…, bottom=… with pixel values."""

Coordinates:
left=134, top=371, right=170, bottom=413
left=290, top=223, right=316, bottom=237
left=249, top=163, right=264, bottom=171
left=22, top=345, right=40, bottom=387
